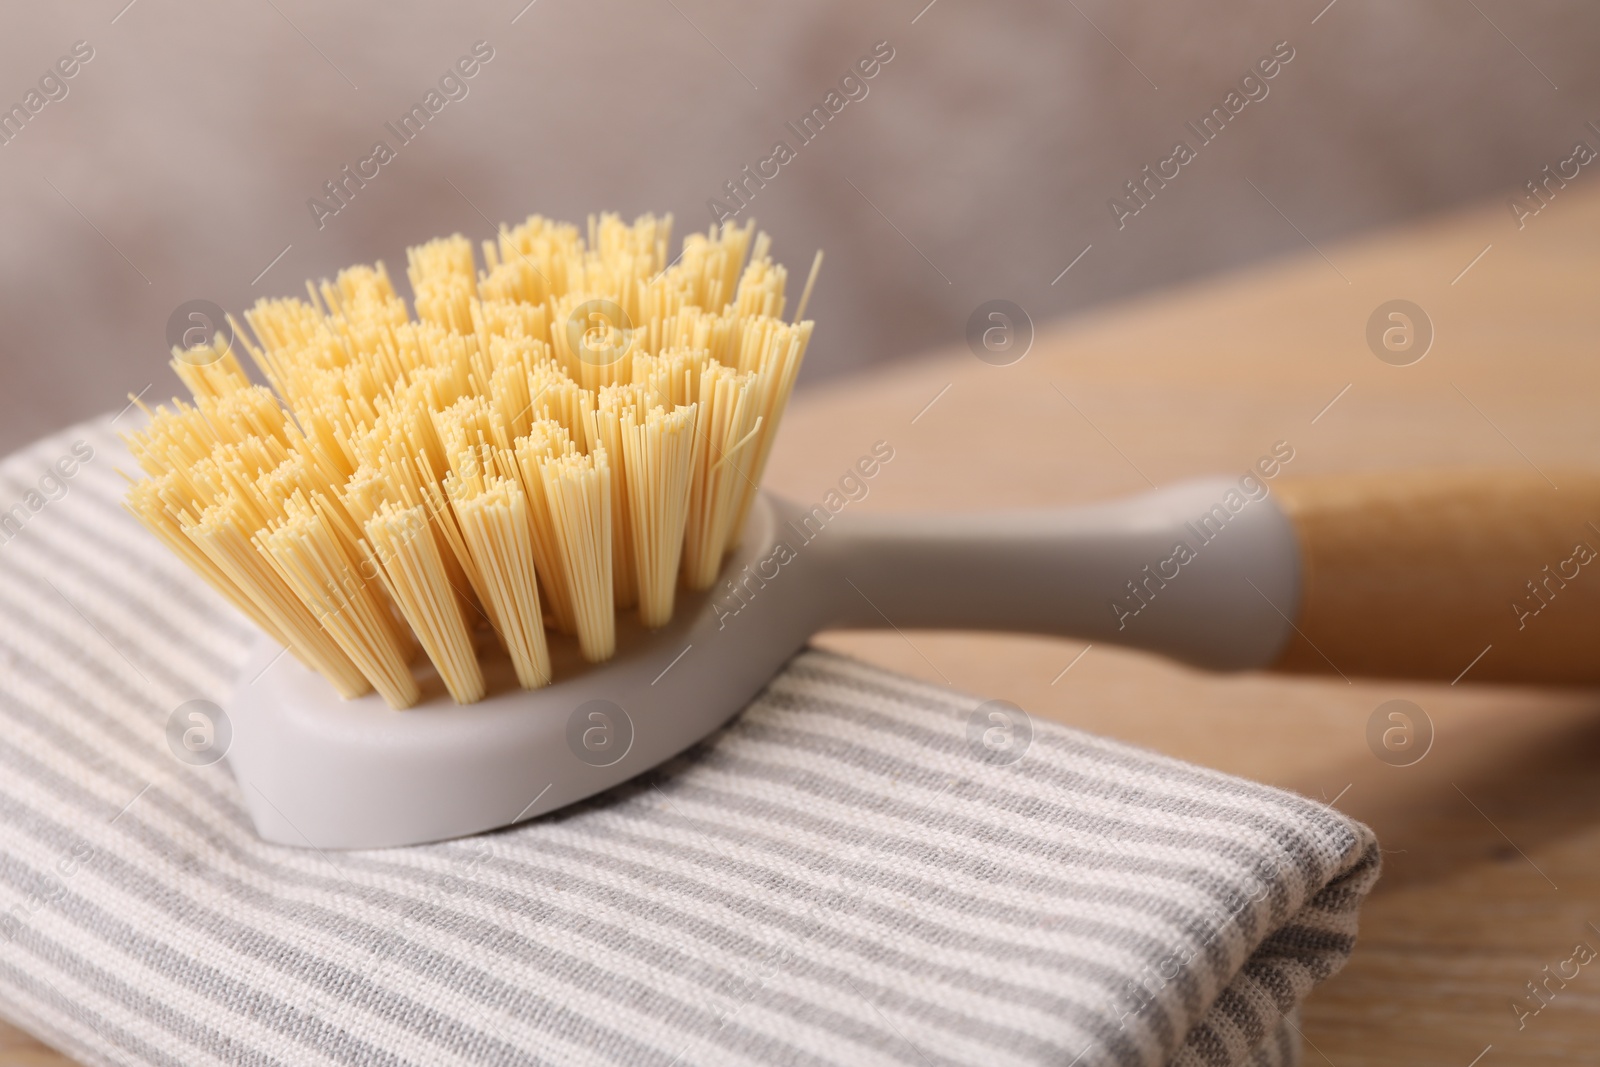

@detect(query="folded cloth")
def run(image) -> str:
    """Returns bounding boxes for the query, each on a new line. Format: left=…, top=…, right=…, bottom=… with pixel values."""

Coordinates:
left=0, top=420, right=1380, bottom=1067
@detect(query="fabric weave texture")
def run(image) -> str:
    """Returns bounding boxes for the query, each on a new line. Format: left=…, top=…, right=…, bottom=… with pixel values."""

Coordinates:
left=0, top=420, right=1379, bottom=1066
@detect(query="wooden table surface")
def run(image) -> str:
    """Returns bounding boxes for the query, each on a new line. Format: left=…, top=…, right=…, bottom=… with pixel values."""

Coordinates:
left=7, top=191, right=1599, bottom=1065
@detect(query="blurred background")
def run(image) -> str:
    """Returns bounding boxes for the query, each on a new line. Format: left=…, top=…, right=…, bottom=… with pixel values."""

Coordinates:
left=5, top=6, right=1600, bottom=1065
left=0, top=0, right=1596, bottom=453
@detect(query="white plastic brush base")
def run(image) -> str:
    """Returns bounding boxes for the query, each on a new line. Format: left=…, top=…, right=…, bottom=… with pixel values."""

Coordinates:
left=229, top=479, right=1300, bottom=849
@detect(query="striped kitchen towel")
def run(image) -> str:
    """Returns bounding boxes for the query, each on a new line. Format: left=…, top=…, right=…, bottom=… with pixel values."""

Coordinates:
left=0, top=419, right=1379, bottom=1067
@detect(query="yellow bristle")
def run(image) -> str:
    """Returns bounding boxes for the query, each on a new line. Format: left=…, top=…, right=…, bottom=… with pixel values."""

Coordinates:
left=525, top=363, right=594, bottom=454
left=433, top=395, right=500, bottom=480
left=415, top=453, right=503, bottom=638
left=538, top=448, right=614, bottom=662
left=632, top=347, right=709, bottom=411
left=622, top=404, right=698, bottom=628
left=123, top=398, right=218, bottom=477
left=450, top=474, right=551, bottom=690
left=171, top=339, right=251, bottom=400
left=125, top=476, right=296, bottom=653
left=593, top=385, right=645, bottom=609
left=362, top=501, right=486, bottom=705
left=256, top=492, right=419, bottom=709
left=408, top=235, right=479, bottom=333
left=198, top=386, right=294, bottom=452
left=185, top=494, right=373, bottom=700
left=726, top=319, right=813, bottom=544
left=550, top=291, right=634, bottom=394
left=511, top=423, right=579, bottom=635
left=682, top=361, right=762, bottom=589
left=472, top=298, right=550, bottom=345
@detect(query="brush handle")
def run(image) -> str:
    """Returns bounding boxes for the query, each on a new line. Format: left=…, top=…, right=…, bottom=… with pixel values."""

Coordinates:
left=794, top=478, right=1302, bottom=672
left=1269, top=469, right=1600, bottom=685
left=799, top=469, right=1600, bottom=684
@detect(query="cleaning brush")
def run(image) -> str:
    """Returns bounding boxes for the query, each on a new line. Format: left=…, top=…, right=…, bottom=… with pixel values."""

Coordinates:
left=123, top=213, right=822, bottom=711
left=122, top=209, right=1600, bottom=853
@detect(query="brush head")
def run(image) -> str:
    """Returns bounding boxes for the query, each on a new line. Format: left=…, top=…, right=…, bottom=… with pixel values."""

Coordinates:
left=121, top=212, right=826, bottom=845
left=227, top=492, right=819, bottom=849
